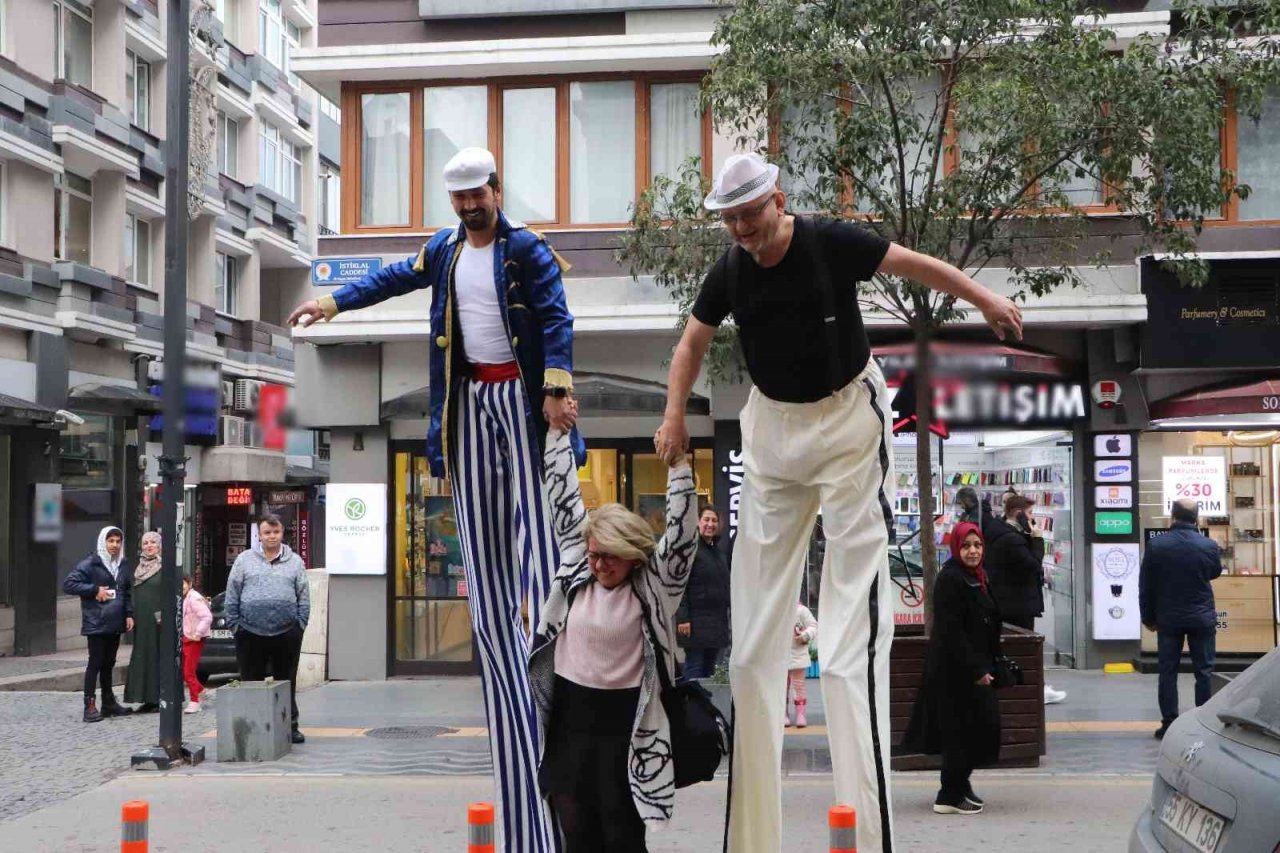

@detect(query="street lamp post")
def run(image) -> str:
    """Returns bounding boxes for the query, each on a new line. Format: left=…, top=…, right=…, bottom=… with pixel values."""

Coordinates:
left=131, top=0, right=204, bottom=770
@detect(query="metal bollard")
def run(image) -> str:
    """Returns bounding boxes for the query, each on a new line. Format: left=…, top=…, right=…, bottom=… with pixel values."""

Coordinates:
left=121, top=800, right=149, bottom=853
left=829, top=804, right=856, bottom=853
left=467, top=802, right=495, bottom=853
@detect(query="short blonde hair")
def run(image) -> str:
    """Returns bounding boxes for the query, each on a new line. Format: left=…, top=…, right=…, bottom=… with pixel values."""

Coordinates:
left=585, top=503, right=656, bottom=565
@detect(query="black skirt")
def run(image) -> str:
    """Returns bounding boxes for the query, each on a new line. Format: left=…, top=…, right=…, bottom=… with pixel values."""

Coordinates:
left=539, top=675, right=640, bottom=799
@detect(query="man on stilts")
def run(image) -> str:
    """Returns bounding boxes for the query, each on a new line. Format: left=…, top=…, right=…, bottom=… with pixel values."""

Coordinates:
left=289, top=148, right=582, bottom=852
left=655, top=153, right=1024, bottom=853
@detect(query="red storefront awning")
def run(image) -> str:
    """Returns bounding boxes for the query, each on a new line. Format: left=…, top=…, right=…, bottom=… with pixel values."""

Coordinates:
left=1149, top=379, right=1280, bottom=420
left=872, top=341, right=1077, bottom=377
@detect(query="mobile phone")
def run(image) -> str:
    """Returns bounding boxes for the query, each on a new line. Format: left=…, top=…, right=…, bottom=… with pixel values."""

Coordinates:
left=105, top=589, right=117, bottom=600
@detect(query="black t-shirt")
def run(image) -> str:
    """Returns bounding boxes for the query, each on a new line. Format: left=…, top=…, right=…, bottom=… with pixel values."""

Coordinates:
left=691, top=216, right=889, bottom=403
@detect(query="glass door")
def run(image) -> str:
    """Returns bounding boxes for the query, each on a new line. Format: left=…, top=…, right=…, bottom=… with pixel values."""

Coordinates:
left=391, top=450, right=475, bottom=675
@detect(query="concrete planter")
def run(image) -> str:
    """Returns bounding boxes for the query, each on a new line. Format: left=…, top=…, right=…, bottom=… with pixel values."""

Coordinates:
left=216, top=680, right=292, bottom=762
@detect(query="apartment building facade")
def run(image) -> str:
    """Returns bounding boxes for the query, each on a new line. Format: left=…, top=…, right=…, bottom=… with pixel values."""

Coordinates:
left=0, top=0, right=341, bottom=656
left=290, top=0, right=1280, bottom=678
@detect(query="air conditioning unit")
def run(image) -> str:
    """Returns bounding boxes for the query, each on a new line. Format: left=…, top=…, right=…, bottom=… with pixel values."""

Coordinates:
left=218, top=415, right=246, bottom=447
left=221, top=381, right=235, bottom=410
left=243, top=422, right=264, bottom=448
left=232, top=379, right=262, bottom=414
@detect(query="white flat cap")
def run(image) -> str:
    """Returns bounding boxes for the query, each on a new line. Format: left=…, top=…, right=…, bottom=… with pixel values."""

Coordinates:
left=443, top=147, right=497, bottom=192
left=704, top=152, right=780, bottom=211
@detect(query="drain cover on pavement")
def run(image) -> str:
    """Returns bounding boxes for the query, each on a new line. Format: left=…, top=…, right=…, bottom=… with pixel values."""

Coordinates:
left=365, top=726, right=458, bottom=740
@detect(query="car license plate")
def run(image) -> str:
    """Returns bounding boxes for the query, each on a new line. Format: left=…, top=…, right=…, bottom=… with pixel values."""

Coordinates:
left=210, top=629, right=233, bottom=640
left=1160, top=791, right=1225, bottom=853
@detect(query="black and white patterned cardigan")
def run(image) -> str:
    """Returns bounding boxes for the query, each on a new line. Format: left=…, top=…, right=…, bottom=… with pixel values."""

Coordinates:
left=529, top=429, right=699, bottom=828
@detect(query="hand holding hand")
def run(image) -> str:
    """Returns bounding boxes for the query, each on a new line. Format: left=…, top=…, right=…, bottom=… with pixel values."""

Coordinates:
left=286, top=300, right=327, bottom=328
left=543, top=395, right=577, bottom=432
left=981, top=294, right=1023, bottom=341
left=655, top=415, right=689, bottom=467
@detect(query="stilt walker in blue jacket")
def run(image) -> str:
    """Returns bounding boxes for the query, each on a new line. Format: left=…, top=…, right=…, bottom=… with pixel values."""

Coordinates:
left=289, top=148, right=584, bottom=852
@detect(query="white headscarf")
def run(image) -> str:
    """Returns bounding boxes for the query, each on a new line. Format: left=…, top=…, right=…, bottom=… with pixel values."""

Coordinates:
left=96, top=526, right=125, bottom=581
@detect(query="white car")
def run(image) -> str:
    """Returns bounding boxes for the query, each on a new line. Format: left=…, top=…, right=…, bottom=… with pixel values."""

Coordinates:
left=1130, top=645, right=1280, bottom=853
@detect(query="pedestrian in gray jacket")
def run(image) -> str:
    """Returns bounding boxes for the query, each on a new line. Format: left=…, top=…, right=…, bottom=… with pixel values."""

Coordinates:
left=224, top=514, right=310, bottom=743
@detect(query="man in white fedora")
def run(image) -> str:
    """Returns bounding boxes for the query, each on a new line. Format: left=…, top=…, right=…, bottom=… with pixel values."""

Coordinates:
left=654, top=152, right=1024, bottom=853
left=289, top=147, right=583, bottom=852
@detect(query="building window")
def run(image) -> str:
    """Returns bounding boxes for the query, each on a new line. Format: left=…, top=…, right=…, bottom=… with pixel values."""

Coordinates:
left=502, top=87, right=558, bottom=223
left=319, top=163, right=340, bottom=233
left=53, top=172, right=92, bottom=265
left=348, top=75, right=712, bottom=231
left=217, top=111, right=238, bottom=178
left=124, top=214, right=151, bottom=285
left=59, top=414, right=113, bottom=490
left=360, top=91, right=410, bottom=227
left=214, top=0, right=238, bottom=41
left=126, top=51, right=150, bottom=131
left=424, top=86, right=487, bottom=228
left=54, top=0, right=93, bottom=89
left=259, top=0, right=299, bottom=83
left=0, top=161, right=6, bottom=247
left=569, top=80, right=636, bottom=224
left=1234, top=88, right=1280, bottom=221
left=259, top=121, right=300, bottom=203
left=215, top=252, right=238, bottom=315
left=319, top=94, right=341, bottom=125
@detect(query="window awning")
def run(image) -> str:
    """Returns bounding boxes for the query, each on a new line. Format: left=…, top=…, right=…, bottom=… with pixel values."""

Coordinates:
left=379, top=372, right=709, bottom=421
left=67, top=383, right=163, bottom=416
left=0, top=393, right=57, bottom=425
left=1149, top=379, right=1280, bottom=420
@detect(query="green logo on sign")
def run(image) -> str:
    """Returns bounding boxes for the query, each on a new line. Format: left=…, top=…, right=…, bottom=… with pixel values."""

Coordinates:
left=344, top=498, right=367, bottom=521
left=1096, top=511, right=1133, bottom=535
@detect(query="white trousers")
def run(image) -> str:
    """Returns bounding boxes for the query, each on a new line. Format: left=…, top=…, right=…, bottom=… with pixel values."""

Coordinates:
left=728, top=361, right=897, bottom=853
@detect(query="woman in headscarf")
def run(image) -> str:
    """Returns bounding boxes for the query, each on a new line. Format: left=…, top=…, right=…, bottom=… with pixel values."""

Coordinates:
left=124, top=530, right=164, bottom=711
left=903, top=521, right=1003, bottom=816
left=61, top=526, right=134, bottom=722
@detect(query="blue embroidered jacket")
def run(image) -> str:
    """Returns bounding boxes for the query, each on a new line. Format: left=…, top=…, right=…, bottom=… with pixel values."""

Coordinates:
left=320, top=211, right=585, bottom=477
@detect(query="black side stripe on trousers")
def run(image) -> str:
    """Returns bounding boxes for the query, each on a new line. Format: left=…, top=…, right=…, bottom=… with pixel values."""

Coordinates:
left=862, top=378, right=898, bottom=545
left=863, top=376, right=895, bottom=853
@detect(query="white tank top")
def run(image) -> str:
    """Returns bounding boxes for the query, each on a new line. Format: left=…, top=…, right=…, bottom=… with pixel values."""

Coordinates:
left=454, top=240, right=514, bottom=365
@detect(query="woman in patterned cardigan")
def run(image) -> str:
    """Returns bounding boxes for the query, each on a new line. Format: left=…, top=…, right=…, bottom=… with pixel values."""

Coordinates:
left=530, top=427, right=699, bottom=852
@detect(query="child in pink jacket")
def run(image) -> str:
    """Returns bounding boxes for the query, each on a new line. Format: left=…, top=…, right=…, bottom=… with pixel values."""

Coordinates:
left=787, top=602, right=818, bottom=727
left=182, top=575, right=213, bottom=713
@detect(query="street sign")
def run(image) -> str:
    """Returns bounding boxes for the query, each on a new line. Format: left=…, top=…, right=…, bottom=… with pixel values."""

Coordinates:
left=312, top=257, right=382, bottom=285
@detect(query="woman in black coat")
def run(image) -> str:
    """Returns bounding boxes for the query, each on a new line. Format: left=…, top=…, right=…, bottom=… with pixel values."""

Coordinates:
left=904, top=521, right=1002, bottom=815
left=674, top=507, right=731, bottom=679
left=61, top=526, right=135, bottom=722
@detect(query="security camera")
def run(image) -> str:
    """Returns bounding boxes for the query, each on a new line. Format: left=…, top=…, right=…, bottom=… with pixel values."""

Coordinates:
left=55, top=409, right=85, bottom=426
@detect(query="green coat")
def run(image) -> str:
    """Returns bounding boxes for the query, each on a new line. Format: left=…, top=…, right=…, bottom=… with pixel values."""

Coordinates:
left=124, top=572, right=165, bottom=704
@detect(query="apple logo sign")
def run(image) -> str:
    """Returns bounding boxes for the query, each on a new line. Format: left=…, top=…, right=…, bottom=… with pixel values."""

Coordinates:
left=1095, top=434, right=1131, bottom=457
left=1106, top=437, right=1121, bottom=453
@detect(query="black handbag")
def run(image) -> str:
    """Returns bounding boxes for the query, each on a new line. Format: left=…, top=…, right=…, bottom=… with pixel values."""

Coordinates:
left=646, top=619, right=730, bottom=788
left=992, top=655, right=1024, bottom=689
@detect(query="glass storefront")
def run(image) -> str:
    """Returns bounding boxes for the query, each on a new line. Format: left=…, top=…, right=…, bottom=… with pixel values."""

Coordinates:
left=389, top=442, right=715, bottom=675
left=1138, top=430, right=1279, bottom=655
left=887, top=431, right=1077, bottom=664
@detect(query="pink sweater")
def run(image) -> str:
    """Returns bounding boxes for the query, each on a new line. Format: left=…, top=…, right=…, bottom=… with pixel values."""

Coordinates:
left=553, top=581, right=645, bottom=689
left=183, top=590, right=213, bottom=640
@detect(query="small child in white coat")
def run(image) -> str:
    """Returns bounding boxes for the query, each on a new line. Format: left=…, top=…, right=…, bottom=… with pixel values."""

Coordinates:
left=786, top=602, right=818, bottom=728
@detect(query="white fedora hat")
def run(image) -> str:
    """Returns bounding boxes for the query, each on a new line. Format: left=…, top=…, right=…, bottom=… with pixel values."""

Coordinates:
left=704, top=152, right=781, bottom=211
left=443, top=147, right=497, bottom=192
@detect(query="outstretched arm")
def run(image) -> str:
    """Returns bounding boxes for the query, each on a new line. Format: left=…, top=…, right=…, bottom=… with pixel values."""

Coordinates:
left=288, top=254, right=432, bottom=328
left=651, top=458, right=699, bottom=615
left=656, top=318, right=716, bottom=463
left=542, top=428, right=589, bottom=569
left=877, top=244, right=1023, bottom=341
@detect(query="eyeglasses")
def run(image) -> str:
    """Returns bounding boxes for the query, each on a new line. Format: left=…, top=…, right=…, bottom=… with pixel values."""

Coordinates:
left=716, top=195, right=775, bottom=227
left=586, top=551, right=628, bottom=566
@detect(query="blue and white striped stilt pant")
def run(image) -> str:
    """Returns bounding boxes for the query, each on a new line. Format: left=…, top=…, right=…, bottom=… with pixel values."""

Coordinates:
left=449, top=376, right=561, bottom=853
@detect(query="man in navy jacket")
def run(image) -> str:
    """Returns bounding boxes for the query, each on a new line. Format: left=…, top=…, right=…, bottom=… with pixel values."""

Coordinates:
left=1140, top=499, right=1223, bottom=739
left=288, top=148, right=578, bottom=852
